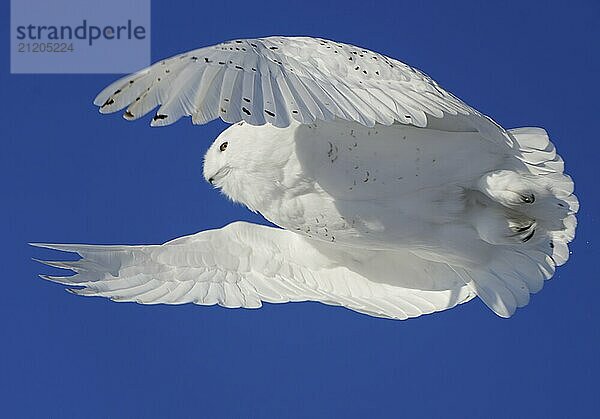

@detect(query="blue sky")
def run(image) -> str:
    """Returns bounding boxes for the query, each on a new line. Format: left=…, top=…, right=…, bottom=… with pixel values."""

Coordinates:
left=1, top=0, right=598, bottom=417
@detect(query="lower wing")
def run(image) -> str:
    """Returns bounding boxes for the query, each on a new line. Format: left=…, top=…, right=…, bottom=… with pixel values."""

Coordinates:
left=32, top=221, right=474, bottom=320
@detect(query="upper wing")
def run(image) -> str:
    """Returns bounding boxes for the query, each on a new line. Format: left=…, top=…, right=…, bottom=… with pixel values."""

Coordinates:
left=94, top=36, right=478, bottom=129
left=33, top=221, right=474, bottom=320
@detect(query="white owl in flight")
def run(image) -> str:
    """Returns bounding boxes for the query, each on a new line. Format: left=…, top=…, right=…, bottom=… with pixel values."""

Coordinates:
left=34, top=37, right=578, bottom=319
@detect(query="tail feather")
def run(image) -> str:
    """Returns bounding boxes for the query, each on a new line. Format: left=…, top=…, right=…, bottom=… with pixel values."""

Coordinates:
left=508, top=127, right=578, bottom=267
left=510, top=127, right=566, bottom=175
left=467, top=127, right=577, bottom=316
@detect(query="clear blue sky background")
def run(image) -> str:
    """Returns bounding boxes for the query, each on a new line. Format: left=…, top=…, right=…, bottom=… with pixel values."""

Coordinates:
left=1, top=1, right=598, bottom=417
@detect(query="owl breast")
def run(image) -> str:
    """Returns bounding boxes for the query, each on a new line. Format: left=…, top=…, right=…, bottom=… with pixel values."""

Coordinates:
left=255, top=120, right=510, bottom=253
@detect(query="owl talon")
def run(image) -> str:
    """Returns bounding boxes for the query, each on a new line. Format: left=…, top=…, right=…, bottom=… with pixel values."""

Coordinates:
left=521, top=193, right=535, bottom=204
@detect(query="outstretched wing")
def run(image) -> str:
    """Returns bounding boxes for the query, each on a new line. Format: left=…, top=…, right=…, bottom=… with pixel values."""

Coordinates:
left=94, top=36, right=478, bottom=129
left=33, top=222, right=474, bottom=320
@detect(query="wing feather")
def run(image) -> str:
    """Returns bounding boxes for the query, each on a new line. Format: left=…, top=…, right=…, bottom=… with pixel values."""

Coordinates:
left=94, top=36, right=480, bottom=130
left=33, top=222, right=474, bottom=320
left=272, top=72, right=310, bottom=124
left=240, top=69, right=263, bottom=125
left=216, top=67, right=244, bottom=124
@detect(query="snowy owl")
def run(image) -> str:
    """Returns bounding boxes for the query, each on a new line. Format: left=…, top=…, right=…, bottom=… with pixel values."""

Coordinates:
left=34, top=37, right=578, bottom=320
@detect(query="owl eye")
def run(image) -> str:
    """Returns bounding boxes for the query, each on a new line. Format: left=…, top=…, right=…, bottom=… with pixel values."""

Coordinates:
left=219, top=141, right=228, bottom=152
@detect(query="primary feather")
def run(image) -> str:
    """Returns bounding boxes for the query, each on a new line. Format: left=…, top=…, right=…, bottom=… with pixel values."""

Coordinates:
left=35, top=36, right=578, bottom=320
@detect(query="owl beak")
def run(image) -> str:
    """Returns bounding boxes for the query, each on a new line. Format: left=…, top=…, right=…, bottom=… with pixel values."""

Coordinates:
left=206, top=167, right=229, bottom=186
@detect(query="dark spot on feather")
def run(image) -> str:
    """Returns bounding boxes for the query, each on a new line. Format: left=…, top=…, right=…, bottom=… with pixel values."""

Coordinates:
left=235, top=65, right=243, bottom=70
left=251, top=68, right=257, bottom=72
left=220, top=108, right=226, bottom=113
left=101, top=98, right=114, bottom=108
left=242, top=107, right=251, bottom=115
left=204, top=57, right=211, bottom=63
left=124, top=110, right=134, bottom=118
left=235, top=40, right=243, bottom=43
left=113, top=89, right=121, bottom=95
left=243, top=97, right=250, bottom=103
left=270, top=46, right=278, bottom=50
left=129, top=80, right=134, bottom=84
left=224, top=98, right=229, bottom=102
left=191, top=56, right=198, bottom=61
left=153, top=114, right=168, bottom=121
left=218, top=61, right=225, bottom=65
left=292, top=110, right=298, bottom=114
left=264, top=109, right=275, bottom=117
